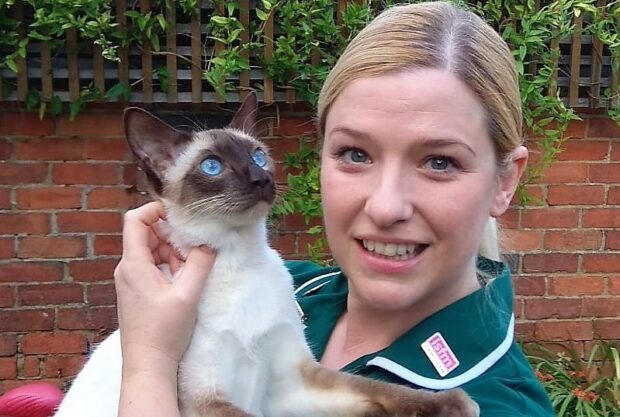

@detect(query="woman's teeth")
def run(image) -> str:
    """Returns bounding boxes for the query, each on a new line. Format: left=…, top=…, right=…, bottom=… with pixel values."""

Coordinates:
left=361, top=240, right=424, bottom=259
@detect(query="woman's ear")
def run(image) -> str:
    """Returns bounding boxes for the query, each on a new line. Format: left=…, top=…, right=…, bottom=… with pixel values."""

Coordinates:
left=490, top=145, right=528, bottom=217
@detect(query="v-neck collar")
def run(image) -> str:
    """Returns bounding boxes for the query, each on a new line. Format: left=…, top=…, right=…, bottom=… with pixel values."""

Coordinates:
left=295, top=258, right=514, bottom=390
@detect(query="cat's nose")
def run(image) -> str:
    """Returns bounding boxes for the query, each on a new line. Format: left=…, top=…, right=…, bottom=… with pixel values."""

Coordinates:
left=248, top=164, right=273, bottom=189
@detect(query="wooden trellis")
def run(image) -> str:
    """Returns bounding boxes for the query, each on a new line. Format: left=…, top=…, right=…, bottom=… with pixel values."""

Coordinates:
left=0, top=0, right=617, bottom=107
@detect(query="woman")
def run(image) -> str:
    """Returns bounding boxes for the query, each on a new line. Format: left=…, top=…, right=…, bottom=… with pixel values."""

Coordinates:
left=115, top=2, right=554, bottom=416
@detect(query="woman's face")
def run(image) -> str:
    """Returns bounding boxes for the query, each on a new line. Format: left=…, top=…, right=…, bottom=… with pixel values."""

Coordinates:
left=321, top=69, right=525, bottom=316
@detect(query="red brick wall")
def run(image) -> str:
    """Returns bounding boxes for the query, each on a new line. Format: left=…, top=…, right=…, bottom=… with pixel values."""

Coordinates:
left=0, top=108, right=618, bottom=392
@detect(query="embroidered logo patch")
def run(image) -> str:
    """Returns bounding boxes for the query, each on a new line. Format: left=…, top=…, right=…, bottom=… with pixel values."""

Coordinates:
left=421, top=332, right=460, bottom=377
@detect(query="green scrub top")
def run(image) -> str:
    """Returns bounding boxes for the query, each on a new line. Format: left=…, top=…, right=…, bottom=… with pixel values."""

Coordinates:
left=287, top=258, right=555, bottom=417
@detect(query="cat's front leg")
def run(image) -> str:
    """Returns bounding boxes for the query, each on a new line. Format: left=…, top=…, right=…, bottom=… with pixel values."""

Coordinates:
left=268, top=358, right=479, bottom=417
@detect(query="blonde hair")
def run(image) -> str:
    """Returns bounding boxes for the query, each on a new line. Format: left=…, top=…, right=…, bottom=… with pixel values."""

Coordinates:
left=318, top=1, right=522, bottom=261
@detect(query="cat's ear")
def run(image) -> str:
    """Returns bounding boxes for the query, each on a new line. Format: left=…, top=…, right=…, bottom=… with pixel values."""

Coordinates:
left=124, top=107, right=192, bottom=196
left=229, top=90, right=258, bottom=135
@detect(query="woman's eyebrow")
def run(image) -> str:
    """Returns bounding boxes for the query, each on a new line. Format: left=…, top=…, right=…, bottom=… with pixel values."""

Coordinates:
left=415, top=138, right=477, bottom=156
left=327, top=126, right=373, bottom=141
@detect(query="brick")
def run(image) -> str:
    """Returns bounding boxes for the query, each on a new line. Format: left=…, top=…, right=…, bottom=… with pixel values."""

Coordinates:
left=499, top=208, right=520, bottom=229
left=0, top=335, right=17, bottom=356
left=583, top=254, right=620, bottom=273
left=589, top=163, right=620, bottom=183
left=0, top=261, right=64, bottom=282
left=588, top=118, right=620, bottom=138
left=611, top=143, right=620, bottom=161
left=556, top=140, right=608, bottom=161
left=0, top=286, right=13, bottom=307
left=564, top=119, right=588, bottom=139
left=521, top=208, right=578, bottom=229
left=513, top=298, right=523, bottom=319
left=18, top=283, right=84, bottom=306
left=583, top=209, right=620, bottom=228
left=548, top=275, right=605, bottom=296
left=94, top=235, right=122, bottom=256
left=16, top=187, right=83, bottom=209
left=85, top=139, right=131, bottom=161
left=547, top=185, right=605, bottom=205
left=606, top=231, right=620, bottom=250
left=534, top=321, right=593, bottom=341
left=14, top=139, right=86, bottom=161
left=69, top=258, right=118, bottom=282
left=514, top=322, right=535, bottom=343
left=540, top=162, right=588, bottom=184
left=609, top=276, right=620, bottom=295
left=522, top=253, right=578, bottom=273
left=87, top=187, right=137, bottom=209
left=517, top=185, right=544, bottom=206
left=86, top=283, right=117, bottom=306
left=52, top=163, right=118, bottom=185
left=57, top=307, right=117, bottom=330
left=544, top=230, right=602, bottom=251
left=593, top=319, right=620, bottom=339
left=0, top=188, right=10, bottom=209
left=0, top=162, right=48, bottom=184
left=269, top=233, right=295, bottom=255
left=0, top=213, right=50, bottom=234
left=21, top=332, right=87, bottom=354
left=0, top=309, right=54, bottom=332
left=0, top=141, right=12, bottom=160
left=0, top=357, right=17, bottom=379
left=123, top=164, right=137, bottom=186
left=262, top=137, right=300, bottom=162
left=513, top=275, right=546, bottom=296
left=524, top=298, right=582, bottom=319
left=608, top=187, right=620, bottom=204
left=23, top=356, right=41, bottom=378
left=0, top=237, right=15, bottom=258
left=0, top=112, right=54, bottom=136
left=57, top=113, right=123, bottom=137
left=500, top=229, right=542, bottom=252
left=274, top=117, right=315, bottom=136
left=44, top=354, right=87, bottom=378
left=18, top=236, right=86, bottom=258
left=582, top=297, right=620, bottom=317
left=57, top=211, right=122, bottom=233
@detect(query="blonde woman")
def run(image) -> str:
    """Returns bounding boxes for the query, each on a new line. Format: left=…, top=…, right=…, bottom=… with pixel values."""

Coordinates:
left=115, top=2, right=555, bottom=416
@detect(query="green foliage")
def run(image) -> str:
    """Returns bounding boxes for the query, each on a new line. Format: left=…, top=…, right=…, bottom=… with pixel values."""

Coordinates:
left=527, top=342, right=620, bottom=417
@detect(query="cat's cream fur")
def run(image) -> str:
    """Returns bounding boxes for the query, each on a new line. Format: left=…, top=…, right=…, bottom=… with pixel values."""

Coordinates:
left=54, top=92, right=479, bottom=417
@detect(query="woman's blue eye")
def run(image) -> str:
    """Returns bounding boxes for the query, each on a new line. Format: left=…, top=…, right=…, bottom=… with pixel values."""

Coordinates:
left=200, top=157, right=223, bottom=176
left=426, top=157, right=456, bottom=172
left=252, top=149, right=267, bottom=168
left=343, top=148, right=369, bottom=164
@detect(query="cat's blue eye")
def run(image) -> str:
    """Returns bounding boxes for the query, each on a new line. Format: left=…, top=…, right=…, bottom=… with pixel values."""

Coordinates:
left=252, top=149, right=267, bottom=168
left=200, top=157, right=223, bottom=176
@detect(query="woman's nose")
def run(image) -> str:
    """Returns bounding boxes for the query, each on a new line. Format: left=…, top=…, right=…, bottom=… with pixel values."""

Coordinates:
left=363, top=171, right=413, bottom=228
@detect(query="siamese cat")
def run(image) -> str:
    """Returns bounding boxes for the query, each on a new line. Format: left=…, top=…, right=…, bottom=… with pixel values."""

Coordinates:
left=54, top=91, right=479, bottom=417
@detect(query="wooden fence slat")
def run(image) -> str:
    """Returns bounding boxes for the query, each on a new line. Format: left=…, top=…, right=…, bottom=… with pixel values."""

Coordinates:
left=191, top=6, right=202, bottom=103
left=15, top=4, right=28, bottom=101
left=337, top=0, right=347, bottom=25
left=263, top=6, right=274, bottom=104
left=589, top=0, right=605, bottom=107
left=141, top=0, right=153, bottom=103
left=41, top=40, right=53, bottom=101
left=116, top=0, right=129, bottom=89
left=67, top=28, right=80, bottom=101
left=568, top=13, right=583, bottom=107
left=239, top=0, right=250, bottom=100
left=612, top=13, right=620, bottom=109
left=166, top=3, right=178, bottom=102
left=93, top=45, right=106, bottom=95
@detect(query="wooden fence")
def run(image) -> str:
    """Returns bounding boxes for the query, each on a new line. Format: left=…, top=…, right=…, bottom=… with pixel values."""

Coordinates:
left=0, top=0, right=617, bottom=107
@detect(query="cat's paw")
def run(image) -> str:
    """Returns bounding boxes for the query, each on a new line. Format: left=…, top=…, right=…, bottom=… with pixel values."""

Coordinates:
left=432, top=389, right=479, bottom=417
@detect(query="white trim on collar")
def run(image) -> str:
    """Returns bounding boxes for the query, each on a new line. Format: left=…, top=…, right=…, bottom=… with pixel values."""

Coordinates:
left=294, top=271, right=341, bottom=296
left=366, top=314, right=515, bottom=391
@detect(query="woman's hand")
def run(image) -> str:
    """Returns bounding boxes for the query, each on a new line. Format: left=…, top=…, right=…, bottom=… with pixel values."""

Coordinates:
left=114, top=201, right=216, bottom=378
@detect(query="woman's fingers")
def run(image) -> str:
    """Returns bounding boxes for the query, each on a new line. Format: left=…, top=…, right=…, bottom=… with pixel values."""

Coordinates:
left=174, top=246, right=216, bottom=300
left=122, top=201, right=167, bottom=260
